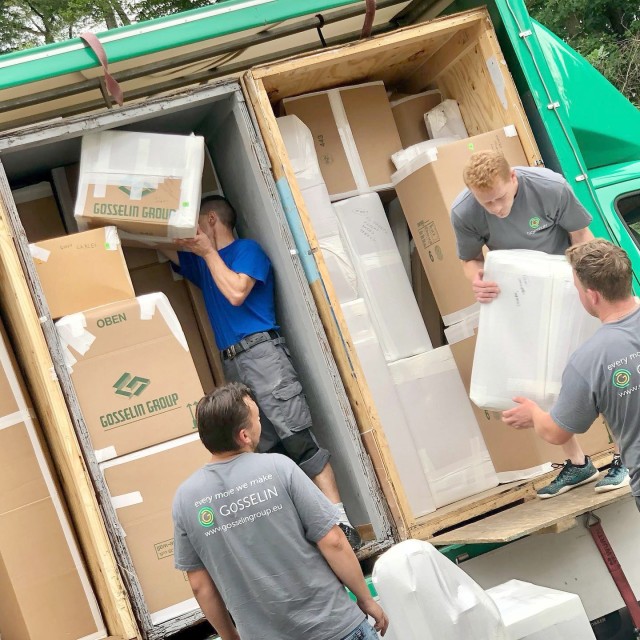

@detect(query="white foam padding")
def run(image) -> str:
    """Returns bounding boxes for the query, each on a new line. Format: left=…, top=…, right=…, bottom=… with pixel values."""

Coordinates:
left=334, top=193, right=432, bottom=362
left=389, top=347, right=498, bottom=507
left=342, top=299, right=436, bottom=517
left=470, top=250, right=600, bottom=410
left=487, top=580, right=596, bottom=639
left=373, top=540, right=508, bottom=640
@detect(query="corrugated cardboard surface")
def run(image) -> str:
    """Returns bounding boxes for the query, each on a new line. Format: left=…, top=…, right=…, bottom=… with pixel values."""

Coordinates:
left=101, top=436, right=210, bottom=618
left=449, top=326, right=613, bottom=473
left=283, top=83, right=402, bottom=198
left=130, top=263, right=216, bottom=393
left=30, top=227, right=135, bottom=319
left=13, top=182, right=66, bottom=243
left=394, top=128, right=528, bottom=323
left=0, top=320, right=105, bottom=640
left=391, top=91, right=442, bottom=148
left=58, top=295, right=204, bottom=459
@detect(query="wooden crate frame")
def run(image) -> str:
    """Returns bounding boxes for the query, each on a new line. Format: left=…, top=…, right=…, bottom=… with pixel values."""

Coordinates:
left=240, top=7, right=616, bottom=541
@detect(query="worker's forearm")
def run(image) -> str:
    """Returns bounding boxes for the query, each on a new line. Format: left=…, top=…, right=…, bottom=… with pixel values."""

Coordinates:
left=569, top=227, right=594, bottom=245
left=462, top=257, right=484, bottom=284
left=203, top=250, right=248, bottom=305
left=318, top=536, right=371, bottom=602
left=193, top=588, right=239, bottom=640
left=531, top=405, right=567, bottom=445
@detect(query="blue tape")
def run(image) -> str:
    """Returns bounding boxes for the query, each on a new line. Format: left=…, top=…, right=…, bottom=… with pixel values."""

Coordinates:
left=275, top=177, right=320, bottom=285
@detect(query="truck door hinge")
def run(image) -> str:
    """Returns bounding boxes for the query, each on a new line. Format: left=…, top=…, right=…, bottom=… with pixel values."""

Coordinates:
left=575, top=174, right=587, bottom=182
left=519, top=29, right=532, bottom=38
left=547, top=101, right=560, bottom=110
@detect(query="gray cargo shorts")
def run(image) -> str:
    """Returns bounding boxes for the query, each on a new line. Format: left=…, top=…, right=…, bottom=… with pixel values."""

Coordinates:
left=222, top=336, right=330, bottom=479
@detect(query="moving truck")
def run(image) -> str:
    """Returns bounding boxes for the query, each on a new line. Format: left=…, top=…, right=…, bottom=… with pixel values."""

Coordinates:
left=0, top=0, right=638, bottom=638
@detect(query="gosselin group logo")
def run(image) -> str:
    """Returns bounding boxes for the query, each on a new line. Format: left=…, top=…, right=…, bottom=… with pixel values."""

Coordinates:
left=612, top=368, right=632, bottom=389
left=529, top=216, right=541, bottom=230
left=198, top=507, right=216, bottom=528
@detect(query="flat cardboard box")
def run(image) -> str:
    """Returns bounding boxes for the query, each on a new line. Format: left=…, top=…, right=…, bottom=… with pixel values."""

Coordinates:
left=55, top=293, right=204, bottom=460
left=12, top=182, right=66, bottom=243
left=392, top=127, right=528, bottom=325
left=75, top=130, right=204, bottom=241
left=390, top=91, right=442, bottom=148
left=283, top=82, right=402, bottom=200
left=0, top=320, right=106, bottom=640
left=447, top=315, right=614, bottom=478
left=130, top=262, right=216, bottom=393
left=29, top=226, right=135, bottom=319
left=100, top=434, right=210, bottom=624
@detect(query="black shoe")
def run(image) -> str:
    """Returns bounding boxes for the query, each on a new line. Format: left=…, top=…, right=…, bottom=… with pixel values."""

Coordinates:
left=338, top=523, right=363, bottom=550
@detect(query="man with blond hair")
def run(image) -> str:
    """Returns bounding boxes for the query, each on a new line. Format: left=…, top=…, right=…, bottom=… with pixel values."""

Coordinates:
left=451, top=151, right=628, bottom=497
left=503, top=240, right=637, bottom=507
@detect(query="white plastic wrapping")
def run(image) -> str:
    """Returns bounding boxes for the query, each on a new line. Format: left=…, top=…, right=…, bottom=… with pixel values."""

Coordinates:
left=334, top=193, right=432, bottom=362
left=389, top=347, right=498, bottom=507
left=277, top=115, right=341, bottom=240
left=486, top=580, right=596, bottom=639
left=373, top=540, right=508, bottom=640
left=470, top=250, right=600, bottom=410
left=320, top=235, right=359, bottom=303
left=342, top=300, right=436, bottom=517
left=391, top=137, right=459, bottom=170
left=424, top=99, right=468, bottom=140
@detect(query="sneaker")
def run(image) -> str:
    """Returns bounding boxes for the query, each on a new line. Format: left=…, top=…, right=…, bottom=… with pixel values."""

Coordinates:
left=595, top=455, right=630, bottom=493
left=536, top=456, right=599, bottom=499
left=338, top=523, right=363, bottom=550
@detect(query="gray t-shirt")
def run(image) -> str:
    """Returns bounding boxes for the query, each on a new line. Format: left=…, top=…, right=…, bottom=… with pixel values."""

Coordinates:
left=172, top=452, right=364, bottom=640
left=551, top=306, right=640, bottom=496
left=451, top=167, right=592, bottom=260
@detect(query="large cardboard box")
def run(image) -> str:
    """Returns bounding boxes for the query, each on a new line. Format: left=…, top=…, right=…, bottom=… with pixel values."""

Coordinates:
left=392, top=127, right=528, bottom=325
left=0, top=322, right=106, bottom=640
left=29, top=226, right=135, bottom=319
left=100, top=434, right=210, bottom=625
left=12, top=182, right=66, bottom=243
left=75, top=130, right=205, bottom=243
left=390, top=91, right=442, bottom=148
left=446, top=314, right=614, bottom=480
left=130, top=262, right=216, bottom=393
left=283, top=82, right=402, bottom=200
left=55, top=293, right=204, bottom=461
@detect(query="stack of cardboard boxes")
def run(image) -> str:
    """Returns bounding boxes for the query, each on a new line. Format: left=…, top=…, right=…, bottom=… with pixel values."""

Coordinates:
left=280, top=81, right=612, bottom=501
left=0, top=319, right=107, bottom=640
left=11, top=130, right=227, bottom=628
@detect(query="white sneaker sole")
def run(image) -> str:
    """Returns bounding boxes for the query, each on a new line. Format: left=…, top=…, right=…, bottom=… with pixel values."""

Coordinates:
left=537, top=470, right=600, bottom=499
left=594, top=474, right=631, bottom=493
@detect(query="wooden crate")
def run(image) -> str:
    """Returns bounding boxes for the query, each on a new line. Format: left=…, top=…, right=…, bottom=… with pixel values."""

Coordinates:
left=241, top=8, right=619, bottom=541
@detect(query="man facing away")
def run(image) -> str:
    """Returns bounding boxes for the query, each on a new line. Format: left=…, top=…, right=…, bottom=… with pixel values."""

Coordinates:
left=503, top=240, right=637, bottom=506
left=450, top=151, right=628, bottom=497
left=165, top=195, right=362, bottom=547
left=172, top=382, right=389, bottom=640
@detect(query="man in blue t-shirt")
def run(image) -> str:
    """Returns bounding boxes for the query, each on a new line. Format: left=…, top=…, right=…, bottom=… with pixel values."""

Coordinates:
left=167, top=196, right=362, bottom=548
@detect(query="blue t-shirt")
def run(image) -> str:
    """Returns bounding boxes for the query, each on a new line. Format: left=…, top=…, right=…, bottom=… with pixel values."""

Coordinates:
left=174, top=239, right=278, bottom=350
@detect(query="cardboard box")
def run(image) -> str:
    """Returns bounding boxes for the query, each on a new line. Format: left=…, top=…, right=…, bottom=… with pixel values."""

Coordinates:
left=75, top=130, right=204, bottom=242
left=446, top=314, right=614, bottom=479
left=0, top=321, right=106, bottom=640
left=283, top=82, right=402, bottom=200
left=29, top=226, right=135, bottom=319
left=392, top=127, right=528, bottom=325
left=100, top=434, right=210, bottom=624
left=130, top=262, right=216, bottom=393
left=411, top=245, right=445, bottom=348
left=390, top=91, right=442, bottom=148
left=12, top=182, right=66, bottom=243
left=55, top=293, right=204, bottom=460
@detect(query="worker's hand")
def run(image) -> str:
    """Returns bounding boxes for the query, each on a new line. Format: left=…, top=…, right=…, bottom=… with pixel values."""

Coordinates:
left=176, top=225, right=215, bottom=258
left=473, top=269, right=500, bottom=303
left=357, top=597, right=389, bottom=636
left=502, top=397, right=536, bottom=429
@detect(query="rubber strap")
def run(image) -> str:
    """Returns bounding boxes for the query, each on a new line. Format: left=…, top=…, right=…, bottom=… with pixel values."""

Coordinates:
left=80, top=32, right=124, bottom=106
left=586, top=513, right=640, bottom=631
